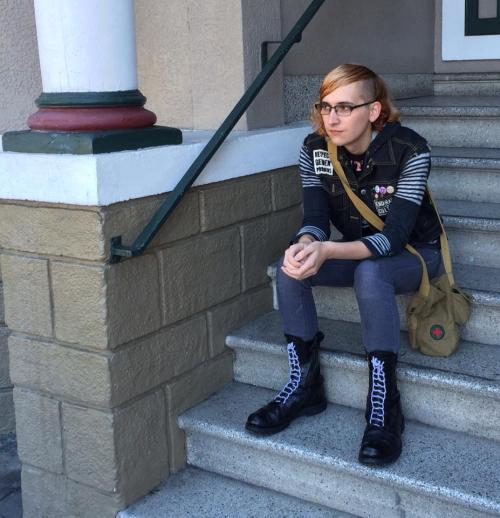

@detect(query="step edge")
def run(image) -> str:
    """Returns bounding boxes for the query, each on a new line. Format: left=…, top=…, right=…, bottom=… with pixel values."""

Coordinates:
left=180, top=388, right=500, bottom=515
left=227, top=335, right=500, bottom=399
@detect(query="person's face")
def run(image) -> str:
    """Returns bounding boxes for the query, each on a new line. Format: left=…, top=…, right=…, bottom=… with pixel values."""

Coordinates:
left=320, top=81, right=381, bottom=154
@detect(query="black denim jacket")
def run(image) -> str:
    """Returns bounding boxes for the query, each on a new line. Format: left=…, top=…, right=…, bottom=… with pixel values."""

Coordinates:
left=296, top=122, right=441, bottom=257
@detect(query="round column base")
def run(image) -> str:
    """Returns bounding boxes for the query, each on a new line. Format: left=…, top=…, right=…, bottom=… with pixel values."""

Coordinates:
left=28, top=106, right=157, bottom=131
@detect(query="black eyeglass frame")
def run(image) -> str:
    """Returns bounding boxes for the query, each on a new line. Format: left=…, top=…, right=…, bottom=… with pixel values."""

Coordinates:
left=314, top=99, right=377, bottom=116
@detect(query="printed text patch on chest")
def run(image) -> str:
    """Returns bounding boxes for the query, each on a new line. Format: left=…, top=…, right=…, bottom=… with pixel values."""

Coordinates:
left=313, top=150, right=333, bottom=175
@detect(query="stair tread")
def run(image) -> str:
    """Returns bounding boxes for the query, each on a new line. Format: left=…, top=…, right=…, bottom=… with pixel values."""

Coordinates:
left=453, top=263, right=500, bottom=293
left=438, top=199, right=500, bottom=221
left=398, top=95, right=500, bottom=116
left=118, top=466, right=353, bottom=518
left=431, top=146, right=500, bottom=162
left=179, top=382, right=500, bottom=513
left=227, top=311, right=500, bottom=389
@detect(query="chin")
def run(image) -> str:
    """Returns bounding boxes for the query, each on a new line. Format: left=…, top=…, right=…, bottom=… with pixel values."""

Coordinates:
left=327, top=133, right=348, bottom=146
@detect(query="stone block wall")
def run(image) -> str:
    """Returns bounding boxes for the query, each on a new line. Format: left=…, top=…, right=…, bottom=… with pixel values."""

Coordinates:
left=0, top=167, right=302, bottom=517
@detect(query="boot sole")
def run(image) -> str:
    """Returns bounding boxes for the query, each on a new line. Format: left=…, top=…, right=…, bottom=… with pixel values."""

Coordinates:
left=358, top=446, right=402, bottom=466
left=358, top=417, right=405, bottom=466
left=245, top=399, right=327, bottom=436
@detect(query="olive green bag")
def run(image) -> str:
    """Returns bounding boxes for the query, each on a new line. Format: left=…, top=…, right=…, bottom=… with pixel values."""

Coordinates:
left=328, top=142, right=471, bottom=357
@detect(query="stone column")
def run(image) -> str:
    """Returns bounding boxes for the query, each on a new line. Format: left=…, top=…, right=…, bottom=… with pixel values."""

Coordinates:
left=3, top=0, right=181, bottom=154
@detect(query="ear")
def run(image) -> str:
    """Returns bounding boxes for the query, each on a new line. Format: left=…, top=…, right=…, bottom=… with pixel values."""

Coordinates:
left=369, top=101, right=382, bottom=123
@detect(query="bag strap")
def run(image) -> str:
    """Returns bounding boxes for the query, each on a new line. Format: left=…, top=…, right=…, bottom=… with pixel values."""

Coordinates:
left=327, top=141, right=455, bottom=297
left=425, top=189, right=455, bottom=286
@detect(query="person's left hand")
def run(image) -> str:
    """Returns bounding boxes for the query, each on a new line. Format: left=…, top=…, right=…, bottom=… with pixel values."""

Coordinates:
left=281, top=241, right=328, bottom=280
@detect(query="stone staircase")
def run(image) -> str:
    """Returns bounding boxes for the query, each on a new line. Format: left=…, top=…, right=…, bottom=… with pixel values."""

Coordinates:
left=123, top=82, right=500, bottom=517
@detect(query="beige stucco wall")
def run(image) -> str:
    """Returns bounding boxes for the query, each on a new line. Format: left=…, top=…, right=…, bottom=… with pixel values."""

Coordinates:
left=281, top=0, right=435, bottom=75
left=135, top=0, right=283, bottom=130
left=0, top=0, right=41, bottom=134
left=434, top=0, right=500, bottom=73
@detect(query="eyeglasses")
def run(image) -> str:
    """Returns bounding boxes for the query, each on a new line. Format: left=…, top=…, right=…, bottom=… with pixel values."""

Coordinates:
left=314, top=100, right=376, bottom=117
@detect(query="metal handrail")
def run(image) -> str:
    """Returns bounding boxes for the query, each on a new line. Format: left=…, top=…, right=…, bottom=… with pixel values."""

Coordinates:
left=110, top=0, right=325, bottom=262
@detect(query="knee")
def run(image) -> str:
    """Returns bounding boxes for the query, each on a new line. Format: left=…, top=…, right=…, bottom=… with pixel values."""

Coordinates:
left=276, top=255, right=308, bottom=294
left=354, top=259, right=385, bottom=297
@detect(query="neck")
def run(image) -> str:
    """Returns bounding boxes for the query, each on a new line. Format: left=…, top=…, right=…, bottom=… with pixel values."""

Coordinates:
left=345, top=125, right=372, bottom=155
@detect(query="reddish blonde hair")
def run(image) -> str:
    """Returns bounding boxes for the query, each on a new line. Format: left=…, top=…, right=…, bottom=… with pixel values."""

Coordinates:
left=311, top=64, right=400, bottom=136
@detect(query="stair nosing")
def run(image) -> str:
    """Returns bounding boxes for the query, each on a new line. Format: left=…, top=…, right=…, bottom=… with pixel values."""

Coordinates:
left=179, top=382, right=500, bottom=516
left=227, top=326, right=500, bottom=400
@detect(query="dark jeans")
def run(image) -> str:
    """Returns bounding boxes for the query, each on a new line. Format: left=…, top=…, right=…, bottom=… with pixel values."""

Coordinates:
left=277, top=245, right=442, bottom=353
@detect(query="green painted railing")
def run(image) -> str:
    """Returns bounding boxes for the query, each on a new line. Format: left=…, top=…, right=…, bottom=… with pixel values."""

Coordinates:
left=110, top=0, right=325, bottom=263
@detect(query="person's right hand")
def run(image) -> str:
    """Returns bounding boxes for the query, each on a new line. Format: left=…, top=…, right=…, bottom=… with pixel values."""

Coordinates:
left=283, top=243, right=307, bottom=270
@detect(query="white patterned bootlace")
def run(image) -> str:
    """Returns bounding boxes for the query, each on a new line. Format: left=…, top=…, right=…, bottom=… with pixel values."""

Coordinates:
left=369, top=357, right=386, bottom=427
left=274, top=342, right=302, bottom=404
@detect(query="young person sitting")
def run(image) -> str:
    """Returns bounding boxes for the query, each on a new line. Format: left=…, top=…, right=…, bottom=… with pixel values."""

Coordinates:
left=245, top=64, right=442, bottom=466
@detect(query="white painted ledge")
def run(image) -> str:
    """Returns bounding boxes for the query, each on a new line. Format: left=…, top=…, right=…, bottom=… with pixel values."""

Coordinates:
left=0, top=122, right=310, bottom=206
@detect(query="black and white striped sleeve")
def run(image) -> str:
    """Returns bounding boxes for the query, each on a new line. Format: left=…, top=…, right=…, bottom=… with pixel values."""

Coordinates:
left=360, top=147, right=431, bottom=257
left=394, top=151, right=430, bottom=205
left=298, top=146, right=322, bottom=188
left=294, top=145, right=331, bottom=243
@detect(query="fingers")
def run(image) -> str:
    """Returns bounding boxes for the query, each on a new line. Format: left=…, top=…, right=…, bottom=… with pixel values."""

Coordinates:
left=284, top=244, right=304, bottom=269
left=281, top=250, right=319, bottom=280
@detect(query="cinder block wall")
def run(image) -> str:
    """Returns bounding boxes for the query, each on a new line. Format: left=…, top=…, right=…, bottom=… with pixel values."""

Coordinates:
left=0, top=167, right=302, bottom=517
left=0, top=261, right=14, bottom=434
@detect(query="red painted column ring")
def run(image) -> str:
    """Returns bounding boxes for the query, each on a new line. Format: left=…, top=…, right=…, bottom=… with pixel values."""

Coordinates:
left=28, top=106, right=157, bottom=131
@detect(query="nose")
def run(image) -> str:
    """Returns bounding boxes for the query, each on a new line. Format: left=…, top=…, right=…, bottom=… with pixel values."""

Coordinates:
left=327, top=108, right=340, bottom=124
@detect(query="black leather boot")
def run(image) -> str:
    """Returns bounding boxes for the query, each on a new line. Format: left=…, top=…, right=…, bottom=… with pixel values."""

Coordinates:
left=245, top=331, right=327, bottom=435
left=358, top=350, right=405, bottom=466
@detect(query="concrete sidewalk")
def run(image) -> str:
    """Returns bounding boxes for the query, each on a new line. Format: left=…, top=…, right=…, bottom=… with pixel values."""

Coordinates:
left=0, top=434, right=22, bottom=518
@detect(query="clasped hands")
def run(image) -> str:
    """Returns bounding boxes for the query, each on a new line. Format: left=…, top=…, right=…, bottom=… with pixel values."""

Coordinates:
left=281, top=241, right=328, bottom=280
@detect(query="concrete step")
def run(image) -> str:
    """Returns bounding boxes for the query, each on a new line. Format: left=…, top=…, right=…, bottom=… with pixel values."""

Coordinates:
left=398, top=95, right=500, bottom=148
left=118, top=466, right=355, bottom=518
left=179, top=382, right=500, bottom=518
left=268, top=263, right=500, bottom=346
left=437, top=200, right=500, bottom=269
left=430, top=147, right=500, bottom=204
left=228, top=311, right=500, bottom=441
left=433, top=73, right=500, bottom=96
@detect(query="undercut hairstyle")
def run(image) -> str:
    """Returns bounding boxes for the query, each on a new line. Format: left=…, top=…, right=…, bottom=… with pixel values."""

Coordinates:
left=311, top=64, right=400, bottom=136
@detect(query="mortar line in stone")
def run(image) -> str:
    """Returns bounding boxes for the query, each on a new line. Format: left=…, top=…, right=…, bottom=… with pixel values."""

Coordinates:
left=198, top=190, right=208, bottom=233
left=239, top=224, right=246, bottom=293
left=156, top=250, right=167, bottom=328
left=22, top=461, right=121, bottom=498
left=0, top=199, right=102, bottom=212
left=9, top=300, right=212, bottom=357
left=48, top=351, right=230, bottom=415
left=0, top=249, right=108, bottom=268
left=270, top=172, right=278, bottom=212
left=206, top=310, right=216, bottom=358
left=58, top=399, right=67, bottom=475
left=9, top=282, right=273, bottom=358
left=153, top=203, right=301, bottom=255
left=155, top=386, right=171, bottom=475
left=202, top=313, right=210, bottom=363
left=162, top=385, right=176, bottom=474
left=46, top=259, right=56, bottom=339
